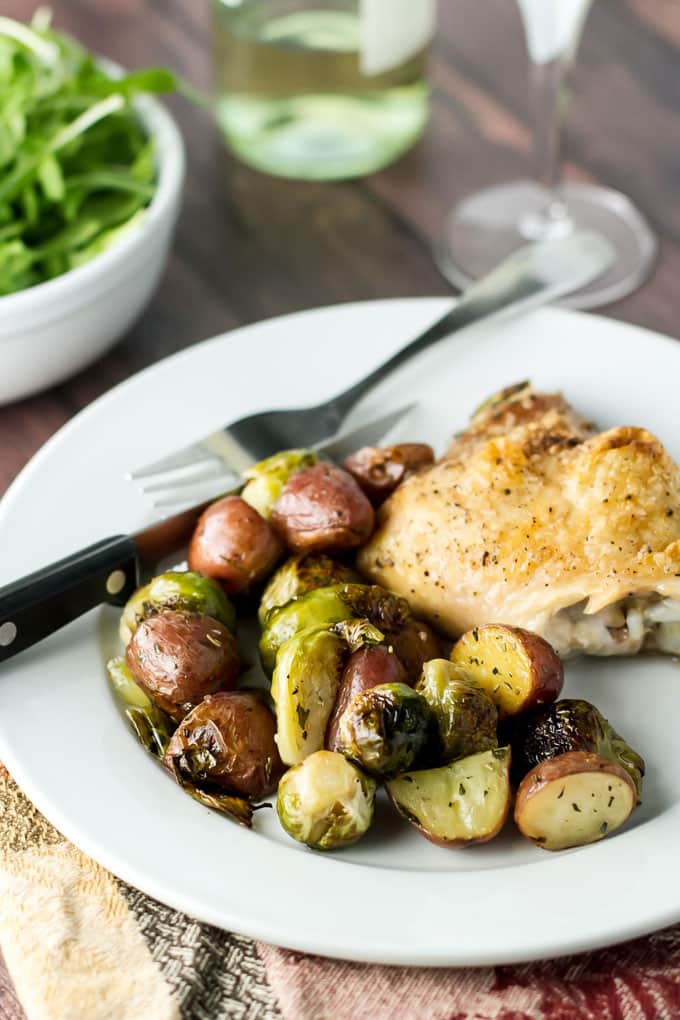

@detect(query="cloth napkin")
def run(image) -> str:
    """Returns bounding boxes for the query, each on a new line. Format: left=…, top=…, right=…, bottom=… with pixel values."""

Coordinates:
left=1, top=762, right=679, bottom=1020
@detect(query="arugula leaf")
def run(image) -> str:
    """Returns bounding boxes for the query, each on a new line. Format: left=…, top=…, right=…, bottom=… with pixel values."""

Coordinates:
left=0, top=14, right=177, bottom=295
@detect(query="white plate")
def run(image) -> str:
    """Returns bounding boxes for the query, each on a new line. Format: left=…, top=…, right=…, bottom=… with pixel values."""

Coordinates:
left=1, top=299, right=679, bottom=967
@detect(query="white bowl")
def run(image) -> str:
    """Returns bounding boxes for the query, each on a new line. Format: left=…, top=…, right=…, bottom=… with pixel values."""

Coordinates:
left=0, top=90, right=185, bottom=405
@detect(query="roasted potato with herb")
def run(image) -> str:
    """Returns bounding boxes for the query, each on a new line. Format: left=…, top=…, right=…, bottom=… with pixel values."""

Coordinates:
left=449, top=624, right=563, bottom=718
left=258, top=554, right=359, bottom=626
left=241, top=449, right=317, bottom=519
left=387, top=747, right=512, bottom=847
left=119, top=570, right=237, bottom=647
left=509, top=699, right=645, bottom=801
left=514, top=751, right=637, bottom=851
left=271, top=463, right=374, bottom=554
left=188, top=495, right=283, bottom=594
left=326, top=644, right=407, bottom=752
left=277, top=750, right=376, bottom=850
left=336, top=681, right=431, bottom=778
left=164, top=691, right=282, bottom=799
left=343, top=443, right=434, bottom=505
left=416, top=659, right=498, bottom=763
left=271, top=627, right=347, bottom=764
left=125, top=611, right=240, bottom=721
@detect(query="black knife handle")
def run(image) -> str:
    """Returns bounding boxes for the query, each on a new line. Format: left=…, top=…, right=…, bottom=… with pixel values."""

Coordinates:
left=0, top=535, right=139, bottom=663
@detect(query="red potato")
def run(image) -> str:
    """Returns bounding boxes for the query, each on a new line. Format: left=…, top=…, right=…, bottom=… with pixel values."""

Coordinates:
left=164, top=691, right=283, bottom=799
left=386, top=747, right=512, bottom=847
left=449, top=624, right=563, bottom=718
left=514, top=751, right=637, bottom=851
left=126, top=611, right=240, bottom=721
left=388, top=619, right=442, bottom=682
left=271, top=462, right=375, bottom=554
left=325, top=644, right=407, bottom=751
left=188, top=495, right=283, bottom=594
left=344, top=443, right=435, bottom=505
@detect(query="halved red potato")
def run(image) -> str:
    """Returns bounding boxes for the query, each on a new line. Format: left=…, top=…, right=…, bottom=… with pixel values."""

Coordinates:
left=514, top=751, right=636, bottom=851
left=449, top=624, right=563, bottom=718
left=386, top=747, right=511, bottom=847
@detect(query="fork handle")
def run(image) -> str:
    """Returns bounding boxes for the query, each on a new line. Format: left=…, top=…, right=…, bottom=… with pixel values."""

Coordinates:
left=331, top=232, right=607, bottom=421
left=0, top=536, right=138, bottom=663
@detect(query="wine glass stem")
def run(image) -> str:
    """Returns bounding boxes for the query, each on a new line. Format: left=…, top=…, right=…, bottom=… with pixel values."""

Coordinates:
left=518, top=0, right=592, bottom=238
left=531, top=56, right=567, bottom=196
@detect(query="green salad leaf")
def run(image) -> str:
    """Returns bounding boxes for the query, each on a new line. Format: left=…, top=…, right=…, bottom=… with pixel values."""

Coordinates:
left=0, top=12, right=177, bottom=296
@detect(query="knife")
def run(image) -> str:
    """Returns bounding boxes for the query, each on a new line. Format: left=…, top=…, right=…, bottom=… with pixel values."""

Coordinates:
left=0, top=407, right=413, bottom=664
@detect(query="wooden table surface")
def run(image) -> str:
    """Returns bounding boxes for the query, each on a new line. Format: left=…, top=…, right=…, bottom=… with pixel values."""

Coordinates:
left=1, top=0, right=679, bottom=1009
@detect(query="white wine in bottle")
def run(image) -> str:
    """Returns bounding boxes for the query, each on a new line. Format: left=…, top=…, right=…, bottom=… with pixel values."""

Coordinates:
left=212, top=0, right=435, bottom=181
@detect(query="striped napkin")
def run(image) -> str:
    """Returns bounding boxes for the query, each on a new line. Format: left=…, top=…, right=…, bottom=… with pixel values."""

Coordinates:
left=1, top=762, right=680, bottom=1020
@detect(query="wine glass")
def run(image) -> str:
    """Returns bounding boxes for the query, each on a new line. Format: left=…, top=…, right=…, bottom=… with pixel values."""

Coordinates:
left=435, top=0, right=657, bottom=309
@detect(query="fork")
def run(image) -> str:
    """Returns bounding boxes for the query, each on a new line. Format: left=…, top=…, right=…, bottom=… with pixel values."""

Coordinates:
left=129, top=230, right=614, bottom=510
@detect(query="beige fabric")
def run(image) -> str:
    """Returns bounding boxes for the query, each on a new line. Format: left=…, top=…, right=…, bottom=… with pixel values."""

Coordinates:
left=0, top=769, right=178, bottom=1020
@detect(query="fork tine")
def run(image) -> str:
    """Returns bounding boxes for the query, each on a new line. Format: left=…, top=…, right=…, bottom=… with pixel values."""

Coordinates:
left=130, top=402, right=418, bottom=509
left=140, top=462, right=239, bottom=494
left=150, top=474, right=241, bottom=510
left=127, top=444, right=221, bottom=482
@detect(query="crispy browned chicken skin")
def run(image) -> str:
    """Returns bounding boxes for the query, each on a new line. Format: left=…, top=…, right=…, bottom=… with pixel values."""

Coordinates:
left=358, top=384, right=680, bottom=656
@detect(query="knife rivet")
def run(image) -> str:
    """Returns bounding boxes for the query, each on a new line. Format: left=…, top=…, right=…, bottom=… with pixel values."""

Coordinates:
left=106, top=570, right=127, bottom=596
left=0, top=622, right=17, bottom=647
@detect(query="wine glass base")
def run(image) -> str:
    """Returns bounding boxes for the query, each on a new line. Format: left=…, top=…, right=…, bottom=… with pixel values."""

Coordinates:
left=435, top=180, right=657, bottom=309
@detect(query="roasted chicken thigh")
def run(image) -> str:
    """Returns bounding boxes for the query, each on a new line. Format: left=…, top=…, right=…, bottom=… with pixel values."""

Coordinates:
left=358, top=384, right=680, bottom=657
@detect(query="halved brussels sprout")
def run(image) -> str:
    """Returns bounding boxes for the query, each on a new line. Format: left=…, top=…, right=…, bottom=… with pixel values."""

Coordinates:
left=107, top=656, right=173, bottom=758
left=336, top=681, right=432, bottom=778
left=330, top=618, right=384, bottom=652
left=416, top=659, right=498, bottom=763
left=259, top=585, right=353, bottom=675
left=119, top=570, right=236, bottom=646
left=241, top=449, right=317, bottom=519
left=508, top=699, right=645, bottom=801
left=271, top=627, right=347, bottom=765
left=386, top=747, right=512, bottom=847
left=258, top=554, right=359, bottom=626
left=277, top=750, right=376, bottom=850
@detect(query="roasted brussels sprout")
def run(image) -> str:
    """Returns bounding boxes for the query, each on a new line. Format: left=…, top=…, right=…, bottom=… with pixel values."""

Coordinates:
left=508, top=699, right=645, bottom=801
left=258, top=554, right=359, bottom=626
left=271, top=627, right=347, bottom=764
left=271, top=462, right=375, bottom=554
left=107, top=656, right=173, bottom=758
left=470, top=381, right=531, bottom=424
left=343, top=443, right=435, bottom=505
left=326, top=644, right=407, bottom=752
left=125, top=611, right=240, bottom=721
left=188, top=495, right=283, bottom=594
left=167, top=755, right=255, bottom=828
left=259, top=585, right=353, bottom=675
left=277, top=750, right=376, bottom=850
left=164, top=691, right=282, bottom=799
left=241, top=449, right=317, bottom=519
left=336, top=682, right=432, bottom=778
left=416, top=659, right=498, bottom=763
left=119, top=570, right=237, bottom=647
left=514, top=751, right=637, bottom=851
left=386, top=747, right=512, bottom=847
left=449, top=624, right=563, bottom=718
